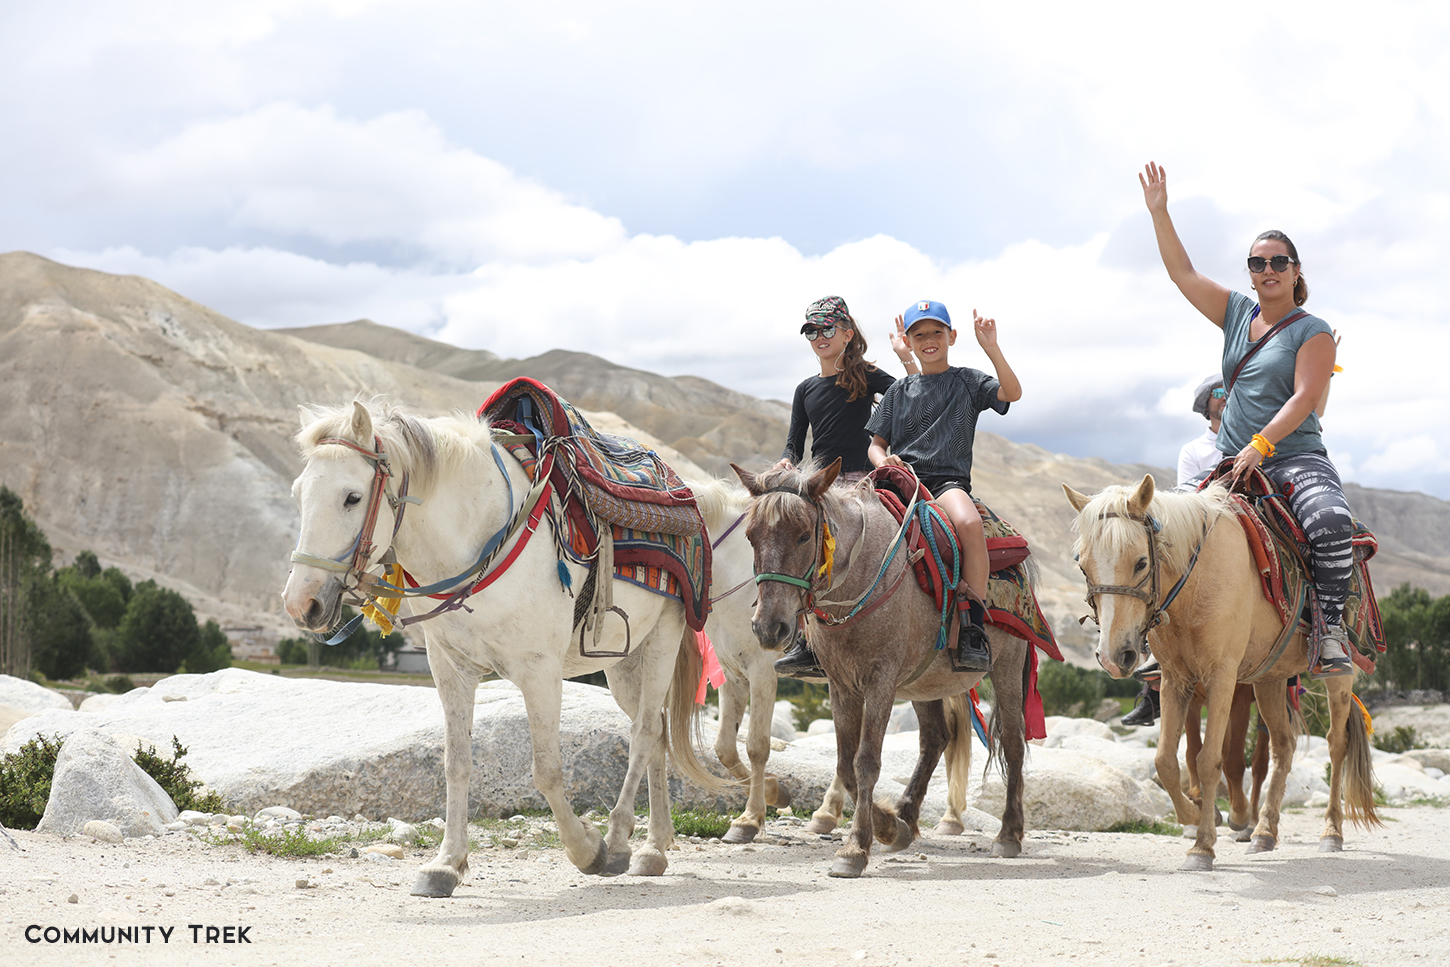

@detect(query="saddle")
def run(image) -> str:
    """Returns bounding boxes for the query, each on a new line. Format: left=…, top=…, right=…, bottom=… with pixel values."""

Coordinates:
left=1203, top=464, right=1386, bottom=672
left=868, top=465, right=1061, bottom=663
left=477, top=378, right=712, bottom=633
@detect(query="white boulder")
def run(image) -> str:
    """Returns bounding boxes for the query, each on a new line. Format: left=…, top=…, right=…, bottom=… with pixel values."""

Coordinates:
left=0, top=674, right=74, bottom=715
left=36, top=729, right=179, bottom=838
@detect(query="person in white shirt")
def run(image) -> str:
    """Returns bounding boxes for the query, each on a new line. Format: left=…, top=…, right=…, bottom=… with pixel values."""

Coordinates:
left=1177, top=374, right=1226, bottom=488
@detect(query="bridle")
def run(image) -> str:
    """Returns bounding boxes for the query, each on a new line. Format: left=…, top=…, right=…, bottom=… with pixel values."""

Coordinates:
left=751, top=485, right=828, bottom=599
left=290, top=434, right=415, bottom=595
left=1080, top=508, right=1211, bottom=659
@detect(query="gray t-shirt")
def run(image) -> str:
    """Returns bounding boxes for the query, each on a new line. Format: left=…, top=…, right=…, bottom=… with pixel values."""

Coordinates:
left=1218, top=291, right=1334, bottom=458
left=865, top=365, right=1008, bottom=488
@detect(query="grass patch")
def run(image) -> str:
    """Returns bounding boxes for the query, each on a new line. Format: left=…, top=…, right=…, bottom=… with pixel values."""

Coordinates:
left=1106, top=819, right=1183, bottom=836
left=1253, top=957, right=1364, bottom=967
left=1402, top=796, right=1450, bottom=808
left=671, top=805, right=732, bottom=839
left=198, top=824, right=343, bottom=858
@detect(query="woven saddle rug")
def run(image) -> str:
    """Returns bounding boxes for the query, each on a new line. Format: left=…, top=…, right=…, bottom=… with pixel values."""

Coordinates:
left=868, top=465, right=1061, bottom=663
left=1204, top=465, right=1385, bottom=673
left=479, top=378, right=711, bottom=632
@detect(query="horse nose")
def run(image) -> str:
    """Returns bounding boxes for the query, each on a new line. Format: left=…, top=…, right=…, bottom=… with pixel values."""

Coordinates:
left=751, top=618, right=792, bottom=649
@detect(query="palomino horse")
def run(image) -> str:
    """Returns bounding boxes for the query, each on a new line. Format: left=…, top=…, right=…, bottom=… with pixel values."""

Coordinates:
left=1064, top=475, right=1378, bottom=870
left=282, top=401, right=723, bottom=895
left=735, top=460, right=1030, bottom=877
left=1179, top=682, right=1277, bottom=842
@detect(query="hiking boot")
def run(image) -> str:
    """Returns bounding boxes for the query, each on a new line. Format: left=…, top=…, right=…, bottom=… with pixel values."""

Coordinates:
left=951, top=620, right=992, bottom=674
left=1311, top=625, right=1354, bottom=680
left=775, top=634, right=828, bottom=682
left=1121, top=686, right=1160, bottom=727
left=1131, top=659, right=1161, bottom=683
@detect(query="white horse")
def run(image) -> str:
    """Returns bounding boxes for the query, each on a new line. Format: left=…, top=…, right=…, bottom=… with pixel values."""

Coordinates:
left=690, top=479, right=797, bottom=843
left=282, top=401, right=724, bottom=895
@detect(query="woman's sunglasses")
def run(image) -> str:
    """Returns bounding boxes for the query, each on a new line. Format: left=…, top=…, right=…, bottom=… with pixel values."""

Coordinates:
left=801, top=325, right=838, bottom=339
left=1211, top=388, right=1227, bottom=399
left=1247, top=255, right=1298, bottom=274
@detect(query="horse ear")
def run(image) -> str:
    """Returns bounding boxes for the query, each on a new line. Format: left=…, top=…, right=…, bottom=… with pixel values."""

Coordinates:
left=806, top=457, right=842, bottom=500
left=1128, top=473, right=1156, bottom=515
left=297, top=404, right=315, bottom=429
left=351, top=400, right=374, bottom=444
left=1062, top=484, right=1093, bottom=513
left=731, top=463, right=763, bottom=496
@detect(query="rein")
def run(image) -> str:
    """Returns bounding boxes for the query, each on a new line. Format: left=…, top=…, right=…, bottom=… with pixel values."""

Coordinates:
left=1081, top=507, right=1215, bottom=659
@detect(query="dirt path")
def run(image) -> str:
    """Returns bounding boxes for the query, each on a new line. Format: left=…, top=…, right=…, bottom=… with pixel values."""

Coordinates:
left=4, top=803, right=1449, bottom=967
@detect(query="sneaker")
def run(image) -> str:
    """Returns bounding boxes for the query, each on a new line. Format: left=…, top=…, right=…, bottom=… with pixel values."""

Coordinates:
left=1311, top=626, right=1355, bottom=680
left=1121, top=687, right=1160, bottom=727
left=774, top=634, right=828, bottom=682
left=951, top=621, right=992, bottom=674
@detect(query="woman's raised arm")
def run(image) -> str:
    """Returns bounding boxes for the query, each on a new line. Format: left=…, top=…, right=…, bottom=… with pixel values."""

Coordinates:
left=1141, top=162, right=1232, bottom=328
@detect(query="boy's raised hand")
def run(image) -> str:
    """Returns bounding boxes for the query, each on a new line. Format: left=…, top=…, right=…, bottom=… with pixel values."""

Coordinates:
left=973, top=309, right=998, bottom=349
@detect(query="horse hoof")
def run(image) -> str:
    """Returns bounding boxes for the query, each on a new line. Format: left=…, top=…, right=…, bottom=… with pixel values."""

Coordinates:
left=1234, top=826, right=1253, bottom=843
left=627, top=851, right=668, bottom=876
left=409, top=868, right=459, bottom=898
left=1247, top=835, right=1276, bottom=854
left=722, top=823, right=759, bottom=845
left=601, top=851, right=632, bottom=876
left=880, top=818, right=913, bottom=853
left=804, top=817, right=838, bottom=835
left=933, top=820, right=965, bottom=837
left=990, top=840, right=1022, bottom=859
left=1318, top=836, right=1344, bottom=853
left=828, top=854, right=868, bottom=878
left=579, top=838, right=610, bottom=876
left=1179, top=853, right=1214, bottom=872
left=1181, top=825, right=1198, bottom=840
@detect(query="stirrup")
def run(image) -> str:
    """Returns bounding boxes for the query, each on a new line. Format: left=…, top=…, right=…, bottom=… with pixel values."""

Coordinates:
left=774, top=638, right=827, bottom=682
left=951, top=622, right=991, bottom=674
left=1310, top=655, right=1354, bottom=680
left=1131, top=660, right=1161, bottom=683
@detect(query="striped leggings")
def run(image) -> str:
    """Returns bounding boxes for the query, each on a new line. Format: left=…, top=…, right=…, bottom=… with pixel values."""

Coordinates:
left=1260, top=450, right=1355, bottom=627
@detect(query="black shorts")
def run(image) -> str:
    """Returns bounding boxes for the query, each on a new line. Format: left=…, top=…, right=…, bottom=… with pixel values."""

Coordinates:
left=918, top=474, right=970, bottom=498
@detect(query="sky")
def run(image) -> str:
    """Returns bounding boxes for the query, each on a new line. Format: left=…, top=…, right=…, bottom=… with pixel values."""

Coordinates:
left=3, top=0, right=1448, bottom=498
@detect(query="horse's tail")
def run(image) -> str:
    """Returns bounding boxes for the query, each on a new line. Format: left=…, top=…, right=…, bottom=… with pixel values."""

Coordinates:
left=667, top=626, right=733, bottom=796
left=1342, top=692, right=1384, bottom=829
left=942, top=693, right=974, bottom=825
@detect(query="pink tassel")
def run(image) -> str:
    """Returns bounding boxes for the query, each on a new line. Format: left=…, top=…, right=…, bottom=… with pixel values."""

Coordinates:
left=695, top=630, right=726, bottom=704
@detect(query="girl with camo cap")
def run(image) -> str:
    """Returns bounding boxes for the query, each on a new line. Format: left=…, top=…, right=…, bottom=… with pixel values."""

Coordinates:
left=772, top=295, right=918, bottom=679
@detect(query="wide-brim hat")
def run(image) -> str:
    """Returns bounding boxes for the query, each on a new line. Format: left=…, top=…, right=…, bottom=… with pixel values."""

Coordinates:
left=1192, top=374, right=1225, bottom=418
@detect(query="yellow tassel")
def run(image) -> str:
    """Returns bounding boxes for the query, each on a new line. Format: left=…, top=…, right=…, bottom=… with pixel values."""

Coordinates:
left=361, top=563, right=405, bottom=637
left=1351, top=692, right=1373, bottom=736
left=818, top=522, right=835, bottom=583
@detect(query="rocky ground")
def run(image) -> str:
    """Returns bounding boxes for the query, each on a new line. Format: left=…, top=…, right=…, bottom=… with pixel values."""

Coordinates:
left=5, top=793, right=1450, bottom=966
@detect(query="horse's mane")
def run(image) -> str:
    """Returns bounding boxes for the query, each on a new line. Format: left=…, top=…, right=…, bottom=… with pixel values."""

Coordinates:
left=296, top=398, right=492, bottom=491
left=744, top=461, right=874, bottom=531
left=686, top=476, right=752, bottom=536
left=1072, top=481, right=1232, bottom=574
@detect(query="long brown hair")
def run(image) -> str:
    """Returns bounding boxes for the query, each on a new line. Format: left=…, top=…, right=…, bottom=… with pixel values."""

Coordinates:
left=834, top=318, right=879, bottom=402
left=1254, top=230, right=1309, bottom=306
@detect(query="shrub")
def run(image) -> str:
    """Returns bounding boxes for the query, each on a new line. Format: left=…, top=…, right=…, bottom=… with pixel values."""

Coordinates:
left=1036, top=660, right=1105, bottom=717
left=0, top=734, right=64, bottom=829
left=133, top=737, right=225, bottom=814
left=1373, top=725, right=1423, bottom=755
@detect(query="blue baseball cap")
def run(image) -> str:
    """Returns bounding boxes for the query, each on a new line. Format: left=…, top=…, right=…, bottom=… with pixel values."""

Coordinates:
left=903, top=300, right=952, bottom=331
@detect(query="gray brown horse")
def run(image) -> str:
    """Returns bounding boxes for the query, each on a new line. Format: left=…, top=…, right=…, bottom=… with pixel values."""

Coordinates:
left=734, top=459, right=1031, bottom=877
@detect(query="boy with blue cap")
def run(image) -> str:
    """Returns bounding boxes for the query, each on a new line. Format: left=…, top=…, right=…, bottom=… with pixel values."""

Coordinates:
left=866, top=300, right=1022, bottom=672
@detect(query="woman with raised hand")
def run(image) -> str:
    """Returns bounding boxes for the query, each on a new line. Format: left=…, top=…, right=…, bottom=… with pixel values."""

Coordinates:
left=1139, top=161, right=1353, bottom=678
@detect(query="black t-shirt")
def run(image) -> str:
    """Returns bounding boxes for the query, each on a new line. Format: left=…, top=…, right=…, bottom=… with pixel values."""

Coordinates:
left=780, top=367, right=896, bottom=472
left=864, top=366, right=1008, bottom=489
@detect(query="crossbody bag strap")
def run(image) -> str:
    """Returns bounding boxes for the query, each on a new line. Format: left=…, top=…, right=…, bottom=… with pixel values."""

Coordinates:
left=1225, top=306, right=1308, bottom=395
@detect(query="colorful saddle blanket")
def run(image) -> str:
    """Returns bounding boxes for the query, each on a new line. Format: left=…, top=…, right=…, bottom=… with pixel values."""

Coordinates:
left=868, top=466, right=1061, bottom=741
left=1206, top=465, right=1386, bottom=672
left=479, top=378, right=711, bottom=632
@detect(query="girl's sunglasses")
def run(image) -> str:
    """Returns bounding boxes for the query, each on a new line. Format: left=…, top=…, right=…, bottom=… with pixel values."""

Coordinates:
left=1247, top=255, right=1298, bottom=274
left=801, top=325, right=838, bottom=339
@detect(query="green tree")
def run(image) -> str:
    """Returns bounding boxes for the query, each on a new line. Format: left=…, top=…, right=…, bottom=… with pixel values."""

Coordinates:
left=1377, top=584, right=1450, bottom=692
left=112, top=580, right=200, bottom=673
left=0, top=486, right=53, bottom=677
left=25, top=575, right=95, bottom=681
left=1036, top=659, right=1107, bottom=717
left=183, top=620, right=233, bottom=674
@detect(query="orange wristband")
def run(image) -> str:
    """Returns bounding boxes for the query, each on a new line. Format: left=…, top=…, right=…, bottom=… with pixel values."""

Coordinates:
left=1250, top=434, right=1275, bottom=458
